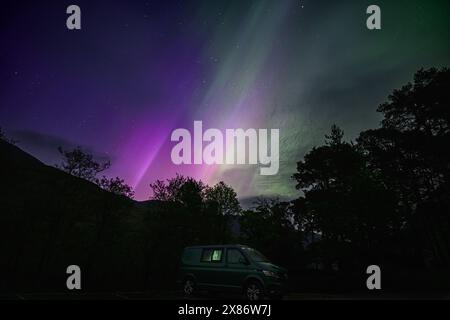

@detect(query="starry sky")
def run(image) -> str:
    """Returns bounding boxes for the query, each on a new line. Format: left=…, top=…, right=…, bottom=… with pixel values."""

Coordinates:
left=1, top=0, right=450, bottom=202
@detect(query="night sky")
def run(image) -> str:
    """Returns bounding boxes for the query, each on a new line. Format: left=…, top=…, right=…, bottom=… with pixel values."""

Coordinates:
left=1, top=0, right=450, bottom=202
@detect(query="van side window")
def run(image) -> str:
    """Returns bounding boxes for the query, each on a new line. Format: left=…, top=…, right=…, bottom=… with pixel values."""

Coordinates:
left=227, top=249, right=246, bottom=264
left=201, top=248, right=223, bottom=262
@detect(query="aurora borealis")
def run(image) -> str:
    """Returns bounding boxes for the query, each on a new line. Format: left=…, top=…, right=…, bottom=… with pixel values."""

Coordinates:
left=1, top=0, right=450, bottom=202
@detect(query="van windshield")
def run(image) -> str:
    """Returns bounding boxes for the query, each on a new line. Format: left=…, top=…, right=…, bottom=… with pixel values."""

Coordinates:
left=242, top=247, right=269, bottom=263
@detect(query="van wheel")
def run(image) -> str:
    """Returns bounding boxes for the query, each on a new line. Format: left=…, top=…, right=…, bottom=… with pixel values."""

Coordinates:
left=183, top=278, right=196, bottom=297
left=244, top=281, right=263, bottom=300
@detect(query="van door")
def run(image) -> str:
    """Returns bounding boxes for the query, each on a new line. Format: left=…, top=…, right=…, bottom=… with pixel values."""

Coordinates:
left=224, top=248, right=251, bottom=289
left=198, top=247, right=226, bottom=287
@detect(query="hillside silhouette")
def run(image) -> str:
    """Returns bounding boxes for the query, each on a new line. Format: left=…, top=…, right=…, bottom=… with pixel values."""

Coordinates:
left=0, top=139, right=137, bottom=291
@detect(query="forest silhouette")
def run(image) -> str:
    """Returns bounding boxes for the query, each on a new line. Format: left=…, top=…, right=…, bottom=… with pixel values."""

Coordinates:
left=0, top=67, right=449, bottom=294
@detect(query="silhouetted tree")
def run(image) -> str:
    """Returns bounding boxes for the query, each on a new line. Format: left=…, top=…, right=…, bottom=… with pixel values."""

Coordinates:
left=292, top=125, right=398, bottom=270
left=239, top=198, right=303, bottom=269
left=150, top=174, right=201, bottom=202
left=325, top=124, right=344, bottom=146
left=204, top=181, right=241, bottom=216
left=57, top=146, right=110, bottom=182
left=149, top=175, right=232, bottom=243
left=0, top=127, right=17, bottom=144
left=150, top=176, right=241, bottom=216
left=97, top=176, right=135, bottom=199
left=358, top=67, right=450, bottom=267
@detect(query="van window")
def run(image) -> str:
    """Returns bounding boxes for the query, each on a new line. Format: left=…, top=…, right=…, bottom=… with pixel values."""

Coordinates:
left=201, top=248, right=223, bottom=262
left=241, top=247, right=269, bottom=262
left=227, top=249, right=246, bottom=264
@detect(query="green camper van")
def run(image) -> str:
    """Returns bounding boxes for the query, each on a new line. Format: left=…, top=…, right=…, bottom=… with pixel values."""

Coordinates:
left=179, top=245, right=288, bottom=300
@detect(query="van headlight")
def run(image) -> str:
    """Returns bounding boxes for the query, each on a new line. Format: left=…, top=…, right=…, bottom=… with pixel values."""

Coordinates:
left=262, top=270, right=279, bottom=278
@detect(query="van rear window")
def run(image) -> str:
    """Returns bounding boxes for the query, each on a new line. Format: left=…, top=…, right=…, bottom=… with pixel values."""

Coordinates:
left=201, top=248, right=223, bottom=262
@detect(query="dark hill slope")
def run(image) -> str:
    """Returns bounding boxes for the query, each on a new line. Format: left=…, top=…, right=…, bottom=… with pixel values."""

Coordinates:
left=0, top=140, right=138, bottom=291
left=0, top=139, right=130, bottom=207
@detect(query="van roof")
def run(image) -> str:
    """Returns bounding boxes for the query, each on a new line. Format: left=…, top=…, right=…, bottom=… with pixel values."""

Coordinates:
left=184, top=244, right=250, bottom=249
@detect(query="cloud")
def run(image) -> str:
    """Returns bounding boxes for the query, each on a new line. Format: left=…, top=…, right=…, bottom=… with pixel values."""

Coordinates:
left=11, top=130, right=111, bottom=167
